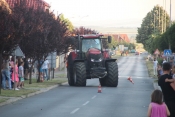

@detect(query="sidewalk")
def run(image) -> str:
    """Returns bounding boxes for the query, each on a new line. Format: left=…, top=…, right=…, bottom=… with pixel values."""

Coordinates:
left=153, top=80, right=161, bottom=91
left=0, top=69, right=68, bottom=107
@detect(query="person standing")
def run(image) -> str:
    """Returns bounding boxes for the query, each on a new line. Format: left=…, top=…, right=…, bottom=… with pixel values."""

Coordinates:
left=147, top=90, right=170, bottom=117
left=42, top=58, right=49, bottom=81
left=11, top=61, right=19, bottom=90
left=18, top=62, right=24, bottom=88
left=153, top=58, right=158, bottom=76
left=1, top=55, right=11, bottom=90
left=158, top=62, right=175, bottom=117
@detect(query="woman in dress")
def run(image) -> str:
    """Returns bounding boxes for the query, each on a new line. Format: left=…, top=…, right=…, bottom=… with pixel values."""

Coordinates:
left=11, top=61, right=19, bottom=90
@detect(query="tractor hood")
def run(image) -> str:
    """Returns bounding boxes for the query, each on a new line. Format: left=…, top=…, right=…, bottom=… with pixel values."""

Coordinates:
left=86, top=48, right=101, bottom=55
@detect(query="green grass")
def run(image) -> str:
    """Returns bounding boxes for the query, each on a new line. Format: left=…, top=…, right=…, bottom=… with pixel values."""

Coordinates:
left=0, top=78, right=67, bottom=97
left=0, top=98, right=9, bottom=103
left=0, top=89, right=38, bottom=97
left=55, top=73, right=67, bottom=78
left=24, top=78, right=67, bottom=88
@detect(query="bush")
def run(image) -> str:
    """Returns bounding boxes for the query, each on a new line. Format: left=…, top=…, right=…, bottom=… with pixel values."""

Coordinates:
left=157, top=57, right=163, bottom=65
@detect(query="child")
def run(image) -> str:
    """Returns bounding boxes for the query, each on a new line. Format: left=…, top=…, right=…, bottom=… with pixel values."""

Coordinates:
left=11, top=61, right=19, bottom=90
left=147, top=90, right=170, bottom=117
left=165, top=65, right=175, bottom=86
left=18, top=62, right=24, bottom=88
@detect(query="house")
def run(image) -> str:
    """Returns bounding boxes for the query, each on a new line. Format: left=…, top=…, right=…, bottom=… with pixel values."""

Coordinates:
left=5, top=0, right=50, bottom=11
left=104, top=34, right=130, bottom=43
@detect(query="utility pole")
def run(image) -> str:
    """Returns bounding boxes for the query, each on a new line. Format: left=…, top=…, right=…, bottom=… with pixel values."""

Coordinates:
left=162, top=0, right=164, bottom=33
left=169, top=0, right=171, bottom=49
left=164, top=0, right=166, bottom=32
left=159, top=6, right=160, bottom=31
left=170, top=0, right=171, bottom=27
left=154, top=13, right=155, bottom=32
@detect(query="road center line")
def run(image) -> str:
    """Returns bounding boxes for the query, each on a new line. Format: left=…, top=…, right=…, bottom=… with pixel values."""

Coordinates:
left=91, top=95, right=96, bottom=99
left=83, top=101, right=89, bottom=106
left=70, top=108, right=80, bottom=114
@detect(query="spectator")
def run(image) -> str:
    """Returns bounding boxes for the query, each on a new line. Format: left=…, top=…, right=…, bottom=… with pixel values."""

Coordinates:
left=158, top=62, right=175, bottom=117
left=42, top=58, right=49, bottom=81
left=1, top=55, right=11, bottom=90
left=18, top=62, right=24, bottom=88
left=147, top=90, right=170, bottom=117
left=162, top=58, right=167, bottom=64
left=153, top=58, right=158, bottom=76
left=157, top=65, right=163, bottom=79
left=11, top=61, right=19, bottom=90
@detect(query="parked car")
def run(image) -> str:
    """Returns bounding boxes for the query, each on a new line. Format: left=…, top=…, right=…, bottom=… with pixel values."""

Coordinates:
left=130, top=49, right=136, bottom=53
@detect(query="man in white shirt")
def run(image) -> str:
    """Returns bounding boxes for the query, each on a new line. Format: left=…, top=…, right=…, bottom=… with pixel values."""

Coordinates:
left=42, top=58, right=49, bottom=80
left=153, top=58, right=158, bottom=76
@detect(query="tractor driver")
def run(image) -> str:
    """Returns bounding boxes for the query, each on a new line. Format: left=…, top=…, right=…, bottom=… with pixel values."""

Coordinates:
left=82, top=40, right=94, bottom=52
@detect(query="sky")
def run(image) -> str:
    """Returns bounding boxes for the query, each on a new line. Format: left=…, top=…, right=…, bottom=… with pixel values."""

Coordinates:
left=45, top=0, right=175, bottom=27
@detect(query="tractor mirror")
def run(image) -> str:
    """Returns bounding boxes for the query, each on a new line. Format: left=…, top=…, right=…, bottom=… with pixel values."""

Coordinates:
left=108, top=36, right=112, bottom=43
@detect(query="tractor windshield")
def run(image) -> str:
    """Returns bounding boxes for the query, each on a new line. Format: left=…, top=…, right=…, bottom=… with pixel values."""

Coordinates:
left=82, top=39, right=101, bottom=52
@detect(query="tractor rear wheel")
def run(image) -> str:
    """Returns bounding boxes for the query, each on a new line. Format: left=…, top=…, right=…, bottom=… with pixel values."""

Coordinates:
left=73, top=62, right=86, bottom=86
left=106, top=62, right=118, bottom=87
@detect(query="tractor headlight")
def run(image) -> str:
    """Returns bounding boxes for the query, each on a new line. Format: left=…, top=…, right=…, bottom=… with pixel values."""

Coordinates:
left=91, top=58, right=95, bottom=62
left=99, top=58, right=102, bottom=62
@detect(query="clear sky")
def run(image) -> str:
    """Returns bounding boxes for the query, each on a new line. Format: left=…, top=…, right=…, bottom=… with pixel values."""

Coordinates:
left=45, top=0, right=175, bottom=27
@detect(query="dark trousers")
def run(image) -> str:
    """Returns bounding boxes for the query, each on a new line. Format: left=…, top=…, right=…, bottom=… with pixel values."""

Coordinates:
left=165, top=100, right=175, bottom=117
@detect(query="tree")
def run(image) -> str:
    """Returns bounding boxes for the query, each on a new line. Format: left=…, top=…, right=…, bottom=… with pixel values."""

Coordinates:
left=10, top=1, right=68, bottom=82
left=136, top=5, right=170, bottom=50
left=0, top=0, right=21, bottom=93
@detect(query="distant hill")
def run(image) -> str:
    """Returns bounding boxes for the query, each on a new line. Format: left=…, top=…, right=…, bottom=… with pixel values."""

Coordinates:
left=75, top=26, right=138, bottom=37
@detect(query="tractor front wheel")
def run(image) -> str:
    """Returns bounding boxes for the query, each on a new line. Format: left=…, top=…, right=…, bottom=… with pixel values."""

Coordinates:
left=106, top=62, right=118, bottom=87
left=73, top=62, right=86, bottom=86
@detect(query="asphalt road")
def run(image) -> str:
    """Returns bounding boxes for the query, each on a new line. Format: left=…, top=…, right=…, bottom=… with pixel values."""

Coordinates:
left=0, top=53, right=154, bottom=117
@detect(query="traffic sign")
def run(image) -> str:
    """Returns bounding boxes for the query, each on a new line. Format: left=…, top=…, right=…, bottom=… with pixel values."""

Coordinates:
left=163, top=49, right=172, bottom=56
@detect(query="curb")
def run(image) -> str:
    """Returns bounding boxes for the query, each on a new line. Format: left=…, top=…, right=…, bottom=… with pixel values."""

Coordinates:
left=0, top=82, right=68, bottom=107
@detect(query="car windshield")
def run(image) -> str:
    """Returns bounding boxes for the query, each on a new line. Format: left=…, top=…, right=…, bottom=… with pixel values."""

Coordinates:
left=82, top=39, right=101, bottom=52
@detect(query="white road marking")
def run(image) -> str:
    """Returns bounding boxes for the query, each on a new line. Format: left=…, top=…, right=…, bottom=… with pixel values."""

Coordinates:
left=70, top=108, right=80, bottom=114
left=83, top=101, right=89, bottom=106
left=91, top=95, right=96, bottom=99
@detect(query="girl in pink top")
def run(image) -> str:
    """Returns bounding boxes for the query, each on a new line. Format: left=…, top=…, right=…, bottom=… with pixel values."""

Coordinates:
left=11, top=61, right=19, bottom=90
left=147, top=89, right=170, bottom=117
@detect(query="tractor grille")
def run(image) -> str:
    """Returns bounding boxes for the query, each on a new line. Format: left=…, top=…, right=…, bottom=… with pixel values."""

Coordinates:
left=88, top=54, right=103, bottom=67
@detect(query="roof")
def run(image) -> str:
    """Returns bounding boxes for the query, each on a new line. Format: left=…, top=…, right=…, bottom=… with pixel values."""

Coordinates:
left=80, top=34, right=104, bottom=39
left=5, top=0, right=50, bottom=10
left=118, top=34, right=130, bottom=43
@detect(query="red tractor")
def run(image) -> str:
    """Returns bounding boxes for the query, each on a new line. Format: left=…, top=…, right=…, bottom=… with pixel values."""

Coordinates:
left=67, top=34, right=118, bottom=87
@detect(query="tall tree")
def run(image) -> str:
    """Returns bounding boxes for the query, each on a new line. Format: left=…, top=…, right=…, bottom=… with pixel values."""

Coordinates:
left=136, top=5, right=170, bottom=51
left=0, top=0, right=20, bottom=93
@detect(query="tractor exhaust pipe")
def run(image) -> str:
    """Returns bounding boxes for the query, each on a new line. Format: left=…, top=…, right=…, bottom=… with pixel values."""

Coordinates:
left=78, top=34, right=82, bottom=59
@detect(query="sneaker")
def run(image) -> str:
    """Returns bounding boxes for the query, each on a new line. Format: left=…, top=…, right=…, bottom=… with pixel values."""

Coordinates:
left=15, top=88, right=19, bottom=90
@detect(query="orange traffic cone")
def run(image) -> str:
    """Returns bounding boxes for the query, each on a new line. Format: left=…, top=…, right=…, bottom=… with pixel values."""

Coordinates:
left=98, top=84, right=102, bottom=93
left=127, top=76, right=134, bottom=84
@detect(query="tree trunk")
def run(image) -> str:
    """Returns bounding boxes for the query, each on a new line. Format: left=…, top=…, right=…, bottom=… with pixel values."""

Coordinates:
left=0, top=53, right=2, bottom=94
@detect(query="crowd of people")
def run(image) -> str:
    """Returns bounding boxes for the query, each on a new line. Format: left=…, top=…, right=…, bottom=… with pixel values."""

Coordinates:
left=1, top=56, right=50, bottom=91
left=147, top=57, right=175, bottom=117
